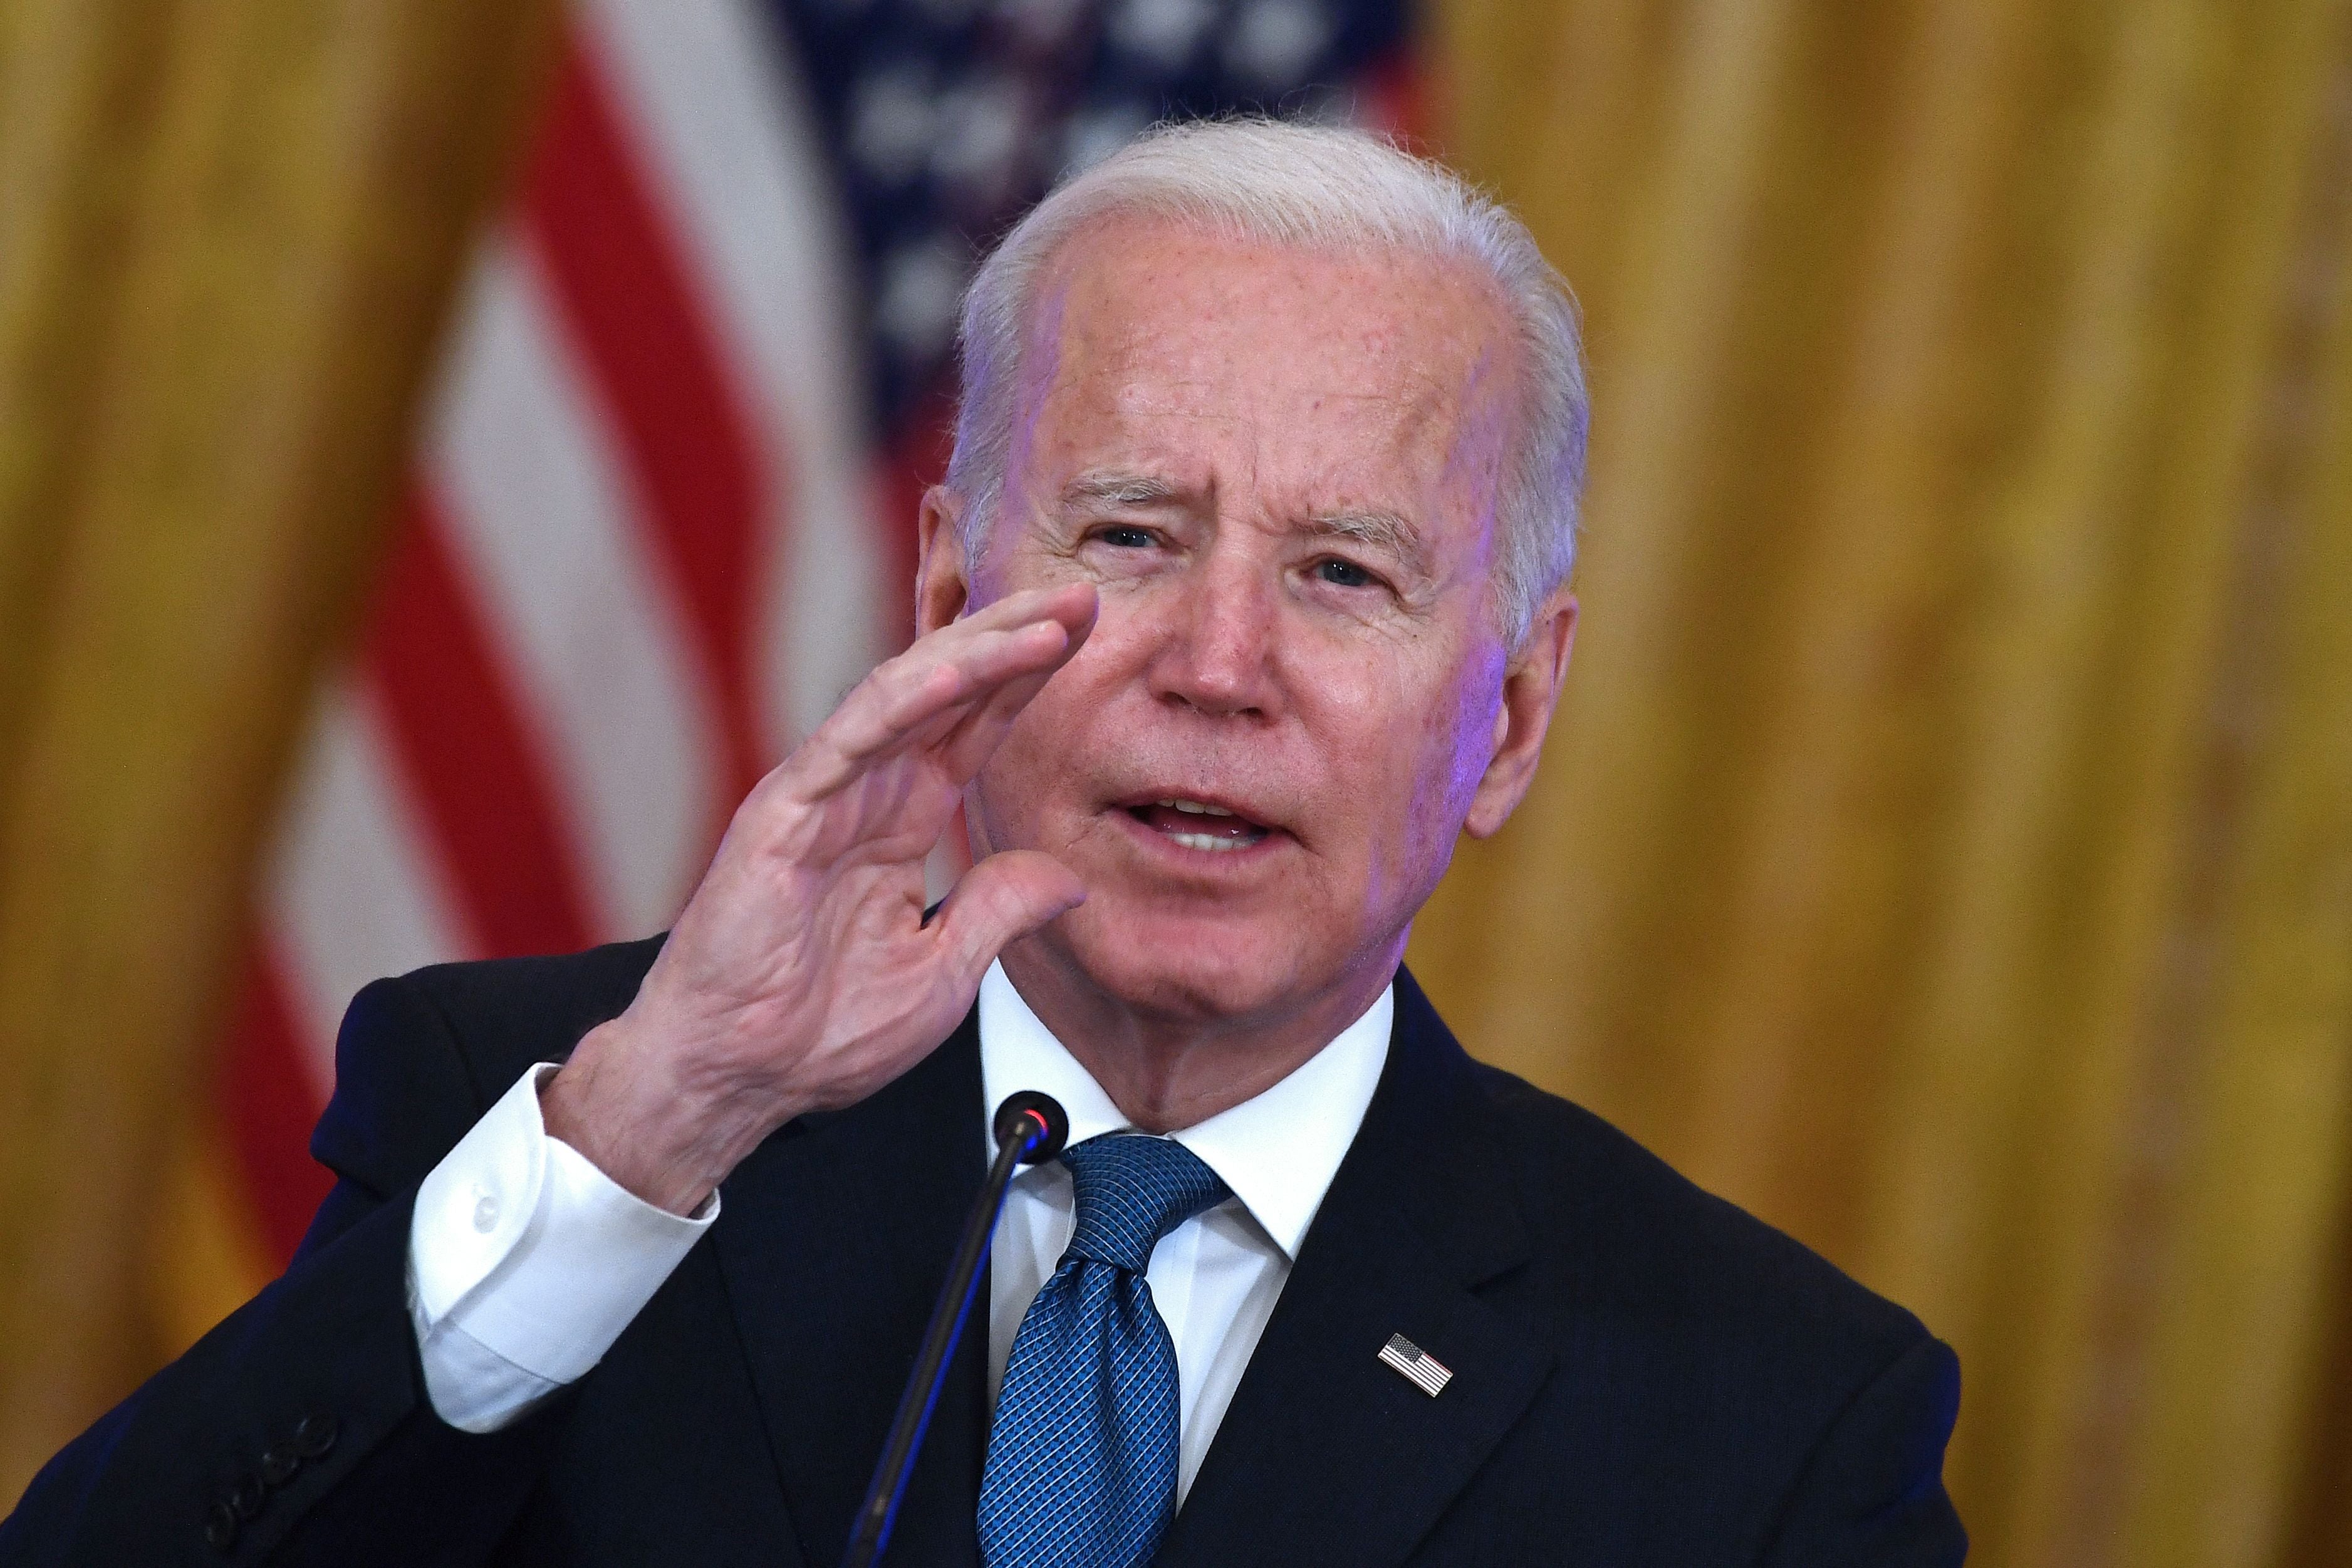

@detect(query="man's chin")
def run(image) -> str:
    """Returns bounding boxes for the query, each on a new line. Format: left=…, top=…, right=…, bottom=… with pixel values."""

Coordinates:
left=1043, top=896, right=1316, bottom=1024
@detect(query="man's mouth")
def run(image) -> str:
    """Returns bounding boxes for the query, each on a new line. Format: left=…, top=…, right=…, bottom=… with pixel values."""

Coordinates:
left=1123, top=798, right=1273, bottom=853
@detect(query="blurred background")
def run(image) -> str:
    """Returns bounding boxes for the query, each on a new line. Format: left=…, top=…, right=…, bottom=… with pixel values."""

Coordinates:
left=3, top=0, right=2349, bottom=1560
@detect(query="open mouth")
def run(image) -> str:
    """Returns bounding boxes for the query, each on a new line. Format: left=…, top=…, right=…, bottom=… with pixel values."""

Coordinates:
left=1123, top=798, right=1274, bottom=853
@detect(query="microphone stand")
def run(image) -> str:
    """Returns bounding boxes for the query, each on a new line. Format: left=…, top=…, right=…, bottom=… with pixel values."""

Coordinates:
left=841, top=1092, right=1069, bottom=1568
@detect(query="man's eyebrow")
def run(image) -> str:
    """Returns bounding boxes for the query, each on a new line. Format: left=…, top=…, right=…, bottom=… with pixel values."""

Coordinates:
left=1059, top=472, right=1182, bottom=508
left=1306, top=509, right=1431, bottom=570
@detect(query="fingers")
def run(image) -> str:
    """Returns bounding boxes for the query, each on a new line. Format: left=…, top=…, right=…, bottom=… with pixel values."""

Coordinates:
left=958, top=579, right=1098, bottom=641
left=925, top=585, right=1098, bottom=781
left=826, top=623, right=1061, bottom=769
left=791, top=586, right=1098, bottom=801
left=934, top=850, right=1086, bottom=985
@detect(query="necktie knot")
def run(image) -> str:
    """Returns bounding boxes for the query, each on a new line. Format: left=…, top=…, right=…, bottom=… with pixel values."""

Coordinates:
left=982, top=1132, right=1223, bottom=1568
left=1060, top=1133, right=1229, bottom=1274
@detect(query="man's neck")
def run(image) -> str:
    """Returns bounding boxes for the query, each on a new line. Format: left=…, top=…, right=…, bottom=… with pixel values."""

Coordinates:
left=995, top=940, right=1400, bottom=1133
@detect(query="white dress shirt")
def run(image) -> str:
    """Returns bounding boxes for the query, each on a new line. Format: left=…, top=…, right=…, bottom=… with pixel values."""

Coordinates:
left=407, top=961, right=1392, bottom=1504
left=977, top=963, right=1388, bottom=1499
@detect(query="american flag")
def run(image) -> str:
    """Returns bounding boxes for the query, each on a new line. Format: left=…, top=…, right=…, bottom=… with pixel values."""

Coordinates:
left=217, top=0, right=1416, bottom=1265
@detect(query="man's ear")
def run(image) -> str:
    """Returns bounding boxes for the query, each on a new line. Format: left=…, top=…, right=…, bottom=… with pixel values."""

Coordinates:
left=1463, top=590, right=1578, bottom=839
left=916, top=485, right=972, bottom=638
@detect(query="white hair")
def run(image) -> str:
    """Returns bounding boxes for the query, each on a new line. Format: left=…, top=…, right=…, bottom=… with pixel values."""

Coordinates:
left=943, top=117, right=1588, bottom=647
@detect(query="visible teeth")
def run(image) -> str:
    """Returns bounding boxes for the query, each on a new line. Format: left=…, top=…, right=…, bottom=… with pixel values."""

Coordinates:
left=1157, top=798, right=1234, bottom=816
left=1167, top=831, right=1247, bottom=852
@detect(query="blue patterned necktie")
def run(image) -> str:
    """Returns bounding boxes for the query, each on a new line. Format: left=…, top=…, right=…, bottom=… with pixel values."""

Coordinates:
left=977, top=1133, right=1231, bottom=1568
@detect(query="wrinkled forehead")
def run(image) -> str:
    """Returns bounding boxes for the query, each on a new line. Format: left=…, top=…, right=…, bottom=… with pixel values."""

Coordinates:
left=1012, top=215, right=1521, bottom=495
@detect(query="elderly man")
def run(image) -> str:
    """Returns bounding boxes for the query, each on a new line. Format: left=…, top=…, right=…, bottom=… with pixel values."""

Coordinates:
left=3, top=121, right=1963, bottom=1565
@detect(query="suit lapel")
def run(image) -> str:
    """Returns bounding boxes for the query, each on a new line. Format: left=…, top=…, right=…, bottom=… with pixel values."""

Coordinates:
left=710, top=1012, right=990, bottom=1568
left=1157, top=971, right=1554, bottom=1568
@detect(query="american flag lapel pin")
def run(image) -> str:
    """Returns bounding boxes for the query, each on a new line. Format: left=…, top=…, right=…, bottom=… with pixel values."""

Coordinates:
left=1378, top=1333, right=1453, bottom=1397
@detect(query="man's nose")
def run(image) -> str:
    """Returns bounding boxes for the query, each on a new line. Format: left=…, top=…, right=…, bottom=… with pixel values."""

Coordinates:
left=1145, top=556, right=1281, bottom=720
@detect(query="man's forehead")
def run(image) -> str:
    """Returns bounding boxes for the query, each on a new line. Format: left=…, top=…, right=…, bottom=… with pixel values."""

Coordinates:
left=1033, top=215, right=1507, bottom=388
left=1033, top=259, right=1496, bottom=452
left=999, top=215, right=1519, bottom=543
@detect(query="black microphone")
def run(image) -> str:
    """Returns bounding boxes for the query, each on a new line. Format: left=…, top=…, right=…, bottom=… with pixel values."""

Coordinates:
left=841, top=1091, right=1069, bottom=1568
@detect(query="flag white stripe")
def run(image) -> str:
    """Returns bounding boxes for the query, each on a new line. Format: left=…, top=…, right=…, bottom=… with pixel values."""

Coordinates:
left=425, top=237, right=718, bottom=940
left=263, top=682, right=470, bottom=1091
left=246, top=0, right=900, bottom=1154
left=583, top=0, right=890, bottom=749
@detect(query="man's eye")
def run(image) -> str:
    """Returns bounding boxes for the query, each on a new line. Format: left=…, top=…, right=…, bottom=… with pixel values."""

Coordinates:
left=1095, top=525, right=1157, bottom=549
left=1314, top=558, right=1378, bottom=589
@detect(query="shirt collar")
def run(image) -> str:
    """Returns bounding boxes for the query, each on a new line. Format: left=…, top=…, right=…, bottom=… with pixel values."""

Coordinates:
left=977, top=960, right=1392, bottom=1262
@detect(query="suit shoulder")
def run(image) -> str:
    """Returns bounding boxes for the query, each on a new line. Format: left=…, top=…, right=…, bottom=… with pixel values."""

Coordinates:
left=311, top=937, right=665, bottom=1189
left=327, top=936, right=663, bottom=1121
left=387, top=935, right=667, bottom=1094
left=1466, top=1059, right=1932, bottom=1368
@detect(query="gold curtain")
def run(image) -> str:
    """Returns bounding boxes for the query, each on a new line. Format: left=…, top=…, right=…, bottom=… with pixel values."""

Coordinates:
left=1414, top=1, right=2352, bottom=1565
left=5, top=2, right=2352, bottom=1563
left=0, top=0, right=558, bottom=1502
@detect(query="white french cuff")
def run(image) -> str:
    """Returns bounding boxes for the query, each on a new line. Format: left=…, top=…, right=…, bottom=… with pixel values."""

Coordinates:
left=409, top=1062, right=717, bottom=1426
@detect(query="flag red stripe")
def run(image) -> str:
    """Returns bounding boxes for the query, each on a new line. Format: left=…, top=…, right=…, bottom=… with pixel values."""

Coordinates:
left=520, top=38, right=771, bottom=802
left=221, top=944, right=338, bottom=1264
left=364, top=485, right=596, bottom=958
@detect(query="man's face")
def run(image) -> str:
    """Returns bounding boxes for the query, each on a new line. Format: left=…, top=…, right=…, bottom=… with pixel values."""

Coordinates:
left=929, top=215, right=1562, bottom=1032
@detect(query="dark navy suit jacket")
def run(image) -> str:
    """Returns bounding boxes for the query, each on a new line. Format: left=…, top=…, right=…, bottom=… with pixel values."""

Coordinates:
left=3, top=936, right=1965, bottom=1565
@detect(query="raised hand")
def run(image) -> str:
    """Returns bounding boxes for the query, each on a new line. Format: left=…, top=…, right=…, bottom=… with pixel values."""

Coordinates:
left=543, top=584, right=1099, bottom=1214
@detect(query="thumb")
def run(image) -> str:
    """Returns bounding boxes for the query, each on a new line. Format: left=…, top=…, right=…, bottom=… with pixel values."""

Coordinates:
left=935, top=849, right=1086, bottom=984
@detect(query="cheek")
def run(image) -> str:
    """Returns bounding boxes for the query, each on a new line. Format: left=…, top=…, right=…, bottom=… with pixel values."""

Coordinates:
left=1444, top=667, right=1508, bottom=801
left=981, top=608, right=1140, bottom=809
left=989, top=683, right=1088, bottom=810
left=1402, top=655, right=1509, bottom=846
